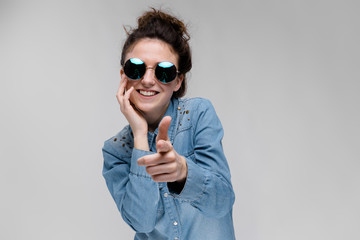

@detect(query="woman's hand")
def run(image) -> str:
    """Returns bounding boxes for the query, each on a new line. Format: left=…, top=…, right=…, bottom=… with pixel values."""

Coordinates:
left=116, top=78, right=149, bottom=150
left=137, top=116, right=188, bottom=183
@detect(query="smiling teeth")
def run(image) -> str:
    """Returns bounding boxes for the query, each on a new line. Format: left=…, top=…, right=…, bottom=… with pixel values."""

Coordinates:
left=139, top=90, right=156, bottom=96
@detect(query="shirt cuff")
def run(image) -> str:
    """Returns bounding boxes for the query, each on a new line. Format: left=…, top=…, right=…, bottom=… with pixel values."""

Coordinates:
left=130, top=149, right=153, bottom=178
left=170, top=158, right=208, bottom=201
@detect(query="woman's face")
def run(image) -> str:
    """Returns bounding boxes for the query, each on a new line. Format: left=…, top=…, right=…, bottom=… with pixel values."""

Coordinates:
left=121, top=38, right=183, bottom=123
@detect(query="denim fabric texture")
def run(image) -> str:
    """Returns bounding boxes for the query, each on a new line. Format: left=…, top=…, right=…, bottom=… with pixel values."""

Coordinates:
left=102, top=97, right=236, bottom=240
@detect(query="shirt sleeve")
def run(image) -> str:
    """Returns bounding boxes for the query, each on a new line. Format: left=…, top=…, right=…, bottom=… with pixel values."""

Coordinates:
left=102, top=140, right=159, bottom=233
left=168, top=99, right=235, bottom=218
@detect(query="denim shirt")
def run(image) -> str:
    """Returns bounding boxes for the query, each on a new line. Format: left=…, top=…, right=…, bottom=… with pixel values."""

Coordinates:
left=102, top=97, right=236, bottom=240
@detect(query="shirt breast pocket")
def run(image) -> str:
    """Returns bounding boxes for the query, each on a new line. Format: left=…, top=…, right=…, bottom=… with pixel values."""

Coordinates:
left=172, top=126, right=194, bottom=159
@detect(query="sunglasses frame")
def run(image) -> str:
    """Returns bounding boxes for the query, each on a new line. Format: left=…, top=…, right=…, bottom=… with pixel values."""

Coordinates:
left=122, top=58, right=180, bottom=84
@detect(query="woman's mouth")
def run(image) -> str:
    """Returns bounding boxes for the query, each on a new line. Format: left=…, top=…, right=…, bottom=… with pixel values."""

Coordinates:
left=138, top=90, right=158, bottom=96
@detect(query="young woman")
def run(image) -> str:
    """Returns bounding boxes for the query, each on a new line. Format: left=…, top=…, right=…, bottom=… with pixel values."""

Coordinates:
left=102, top=9, right=236, bottom=240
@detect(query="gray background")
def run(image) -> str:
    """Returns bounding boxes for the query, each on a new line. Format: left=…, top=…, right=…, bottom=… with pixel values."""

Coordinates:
left=1, top=0, right=359, bottom=239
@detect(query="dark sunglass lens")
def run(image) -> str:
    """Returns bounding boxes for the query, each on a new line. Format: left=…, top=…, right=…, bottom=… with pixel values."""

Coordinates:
left=155, top=62, right=177, bottom=83
left=124, top=58, right=146, bottom=80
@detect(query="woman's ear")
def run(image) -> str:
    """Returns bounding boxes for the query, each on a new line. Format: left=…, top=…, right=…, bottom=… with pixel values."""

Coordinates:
left=174, top=74, right=184, bottom=92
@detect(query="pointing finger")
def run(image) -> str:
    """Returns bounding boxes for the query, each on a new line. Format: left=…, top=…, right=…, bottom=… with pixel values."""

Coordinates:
left=156, top=116, right=171, bottom=142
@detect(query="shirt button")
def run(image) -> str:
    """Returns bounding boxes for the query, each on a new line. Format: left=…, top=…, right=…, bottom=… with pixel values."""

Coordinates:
left=164, top=192, right=168, bottom=198
left=174, top=237, right=179, bottom=240
left=173, top=221, right=178, bottom=226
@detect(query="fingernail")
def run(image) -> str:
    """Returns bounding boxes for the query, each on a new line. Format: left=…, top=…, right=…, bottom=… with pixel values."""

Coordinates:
left=137, top=158, right=144, bottom=165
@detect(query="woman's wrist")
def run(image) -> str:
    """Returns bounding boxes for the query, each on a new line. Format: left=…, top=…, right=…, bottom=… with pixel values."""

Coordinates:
left=134, top=133, right=150, bottom=151
left=177, top=155, right=188, bottom=182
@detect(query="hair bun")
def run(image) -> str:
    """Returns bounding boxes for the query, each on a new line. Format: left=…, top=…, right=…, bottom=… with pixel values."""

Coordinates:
left=137, top=8, right=190, bottom=41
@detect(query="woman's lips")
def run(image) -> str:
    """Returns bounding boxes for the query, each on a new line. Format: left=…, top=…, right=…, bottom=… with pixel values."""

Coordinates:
left=137, top=89, right=158, bottom=96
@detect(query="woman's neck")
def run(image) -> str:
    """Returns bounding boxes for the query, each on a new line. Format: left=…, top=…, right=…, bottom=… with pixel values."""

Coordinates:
left=143, top=104, right=169, bottom=133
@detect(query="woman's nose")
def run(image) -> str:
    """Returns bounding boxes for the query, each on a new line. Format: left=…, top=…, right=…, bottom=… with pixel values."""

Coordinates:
left=141, top=68, right=156, bottom=86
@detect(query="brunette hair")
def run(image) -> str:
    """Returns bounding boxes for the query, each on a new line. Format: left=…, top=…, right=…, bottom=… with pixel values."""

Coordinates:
left=120, top=8, right=192, bottom=98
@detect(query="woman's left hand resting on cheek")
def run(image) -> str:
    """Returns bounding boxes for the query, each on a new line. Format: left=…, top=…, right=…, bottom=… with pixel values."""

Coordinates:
left=137, top=116, right=188, bottom=183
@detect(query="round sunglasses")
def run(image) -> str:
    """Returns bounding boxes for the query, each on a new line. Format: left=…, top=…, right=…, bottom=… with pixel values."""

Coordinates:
left=123, top=58, right=180, bottom=84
